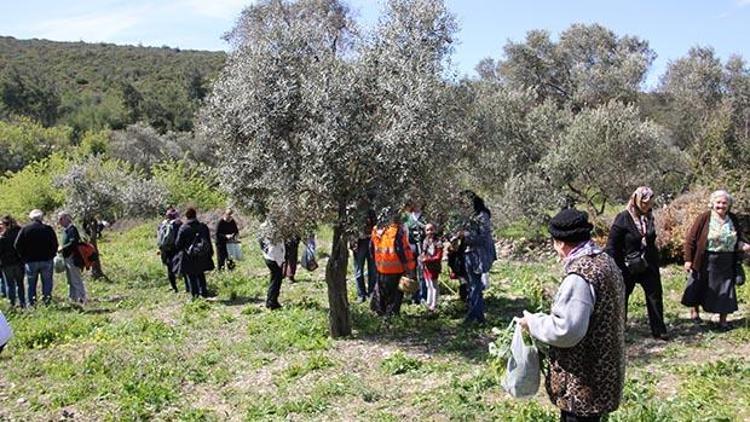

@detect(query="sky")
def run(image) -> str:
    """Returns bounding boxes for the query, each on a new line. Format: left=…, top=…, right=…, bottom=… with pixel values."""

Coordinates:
left=2, top=0, right=749, bottom=88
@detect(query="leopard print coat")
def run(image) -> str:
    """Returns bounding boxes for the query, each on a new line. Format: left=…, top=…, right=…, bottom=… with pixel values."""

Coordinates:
left=545, top=252, right=626, bottom=417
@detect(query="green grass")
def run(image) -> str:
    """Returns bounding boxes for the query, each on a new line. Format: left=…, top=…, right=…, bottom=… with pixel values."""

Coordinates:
left=1, top=220, right=749, bottom=420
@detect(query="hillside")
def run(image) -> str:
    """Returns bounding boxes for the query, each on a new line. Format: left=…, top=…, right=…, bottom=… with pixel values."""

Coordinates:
left=0, top=36, right=227, bottom=133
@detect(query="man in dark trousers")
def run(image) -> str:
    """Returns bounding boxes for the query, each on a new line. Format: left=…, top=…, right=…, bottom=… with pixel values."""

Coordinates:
left=14, top=209, right=58, bottom=305
left=174, top=208, right=214, bottom=299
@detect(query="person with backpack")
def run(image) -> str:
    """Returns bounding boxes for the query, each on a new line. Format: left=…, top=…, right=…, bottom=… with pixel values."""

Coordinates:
left=0, top=216, right=25, bottom=308
left=58, top=212, right=87, bottom=304
left=174, top=208, right=214, bottom=299
left=215, top=208, right=239, bottom=271
left=157, top=208, right=184, bottom=292
left=14, top=209, right=58, bottom=306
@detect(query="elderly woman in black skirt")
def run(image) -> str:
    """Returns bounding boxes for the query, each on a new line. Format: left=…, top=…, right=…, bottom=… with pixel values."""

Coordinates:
left=682, top=190, right=750, bottom=330
left=606, top=186, right=668, bottom=340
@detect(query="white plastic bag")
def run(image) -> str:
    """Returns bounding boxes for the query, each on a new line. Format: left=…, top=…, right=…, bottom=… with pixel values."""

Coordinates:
left=0, top=311, right=12, bottom=349
left=54, top=254, right=66, bottom=274
left=481, top=272, right=490, bottom=289
left=226, top=242, right=244, bottom=261
left=502, top=319, right=540, bottom=398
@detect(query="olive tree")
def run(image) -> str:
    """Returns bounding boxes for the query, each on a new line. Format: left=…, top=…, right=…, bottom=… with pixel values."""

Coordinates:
left=498, top=24, right=655, bottom=108
left=200, top=0, right=460, bottom=337
left=55, top=155, right=167, bottom=277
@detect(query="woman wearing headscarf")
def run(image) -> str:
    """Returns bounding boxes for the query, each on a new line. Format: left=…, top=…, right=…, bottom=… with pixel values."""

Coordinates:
left=682, top=190, right=750, bottom=331
left=606, top=186, right=668, bottom=340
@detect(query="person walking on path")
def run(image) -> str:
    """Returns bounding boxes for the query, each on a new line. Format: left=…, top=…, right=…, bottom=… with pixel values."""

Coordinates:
left=58, top=212, right=87, bottom=304
left=215, top=208, right=239, bottom=271
left=174, top=208, right=214, bottom=299
left=0, top=216, right=25, bottom=308
left=157, top=208, right=185, bottom=292
left=14, top=209, right=58, bottom=306
left=606, top=186, right=668, bottom=340
left=519, top=208, right=626, bottom=422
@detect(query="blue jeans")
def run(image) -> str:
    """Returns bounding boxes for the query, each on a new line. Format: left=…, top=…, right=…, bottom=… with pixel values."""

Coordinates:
left=352, top=239, right=375, bottom=299
left=3, top=265, right=26, bottom=307
left=26, top=260, right=54, bottom=305
left=465, top=268, right=485, bottom=323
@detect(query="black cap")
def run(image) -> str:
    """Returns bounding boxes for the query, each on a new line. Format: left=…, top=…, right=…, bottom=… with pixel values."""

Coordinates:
left=548, top=208, right=593, bottom=243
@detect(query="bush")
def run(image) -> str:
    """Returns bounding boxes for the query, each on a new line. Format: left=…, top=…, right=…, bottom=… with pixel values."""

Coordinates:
left=152, top=160, right=226, bottom=210
left=0, top=117, right=73, bottom=172
left=655, top=189, right=710, bottom=263
left=0, top=153, right=69, bottom=216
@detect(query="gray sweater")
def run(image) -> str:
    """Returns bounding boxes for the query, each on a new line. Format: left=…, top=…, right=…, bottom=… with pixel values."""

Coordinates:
left=524, top=274, right=596, bottom=348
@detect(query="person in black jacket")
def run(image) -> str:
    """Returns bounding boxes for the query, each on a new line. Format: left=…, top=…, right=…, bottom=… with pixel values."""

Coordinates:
left=0, top=216, right=26, bottom=307
left=215, top=209, right=239, bottom=271
left=14, top=209, right=58, bottom=305
left=174, top=208, right=214, bottom=298
left=606, top=187, right=668, bottom=340
left=157, top=208, right=185, bottom=292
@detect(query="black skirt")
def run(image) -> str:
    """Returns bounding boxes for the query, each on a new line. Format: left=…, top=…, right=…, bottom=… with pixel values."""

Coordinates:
left=681, top=252, right=738, bottom=314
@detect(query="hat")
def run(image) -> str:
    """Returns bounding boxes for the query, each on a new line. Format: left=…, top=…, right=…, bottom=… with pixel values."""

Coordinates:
left=548, top=208, right=593, bottom=243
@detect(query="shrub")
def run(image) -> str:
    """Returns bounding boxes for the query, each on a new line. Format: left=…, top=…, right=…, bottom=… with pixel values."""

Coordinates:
left=655, top=189, right=710, bottom=263
left=0, top=117, right=73, bottom=172
left=0, top=152, right=69, bottom=216
left=152, top=160, right=226, bottom=210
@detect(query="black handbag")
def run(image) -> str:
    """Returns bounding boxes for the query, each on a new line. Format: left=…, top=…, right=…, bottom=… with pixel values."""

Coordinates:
left=624, top=250, right=648, bottom=275
left=736, top=261, right=746, bottom=286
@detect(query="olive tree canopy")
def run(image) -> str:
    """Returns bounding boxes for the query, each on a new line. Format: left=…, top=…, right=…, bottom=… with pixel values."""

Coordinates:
left=200, top=0, right=461, bottom=337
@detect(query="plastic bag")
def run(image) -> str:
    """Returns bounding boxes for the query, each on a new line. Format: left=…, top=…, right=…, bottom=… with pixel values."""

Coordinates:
left=502, top=319, right=540, bottom=398
left=301, top=237, right=318, bottom=271
left=226, top=242, right=244, bottom=261
left=54, top=254, right=67, bottom=274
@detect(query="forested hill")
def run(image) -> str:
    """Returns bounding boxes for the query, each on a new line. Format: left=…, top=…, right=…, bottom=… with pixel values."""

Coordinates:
left=0, top=36, right=227, bottom=133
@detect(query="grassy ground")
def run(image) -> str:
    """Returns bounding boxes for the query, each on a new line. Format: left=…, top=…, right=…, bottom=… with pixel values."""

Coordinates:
left=1, top=221, right=749, bottom=421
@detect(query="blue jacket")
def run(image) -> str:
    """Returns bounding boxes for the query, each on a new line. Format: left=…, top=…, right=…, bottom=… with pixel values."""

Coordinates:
left=464, top=211, right=496, bottom=274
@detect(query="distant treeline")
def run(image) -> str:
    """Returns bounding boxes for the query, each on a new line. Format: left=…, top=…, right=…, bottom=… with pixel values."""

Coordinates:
left=0, top=36, right=226, bottom=136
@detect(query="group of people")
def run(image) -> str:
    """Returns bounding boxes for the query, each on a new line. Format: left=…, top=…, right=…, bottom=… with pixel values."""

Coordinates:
left=517, top=187, right=747, bottom=422
left=157, top=207, right=240, bottom=299
left=354, top=191, right=497, bottom=324
left=0, top=210, right=88, bottom=308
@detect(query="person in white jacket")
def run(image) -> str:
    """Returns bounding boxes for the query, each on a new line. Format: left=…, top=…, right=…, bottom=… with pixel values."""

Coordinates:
left=258, top=220, right=285, bottom=310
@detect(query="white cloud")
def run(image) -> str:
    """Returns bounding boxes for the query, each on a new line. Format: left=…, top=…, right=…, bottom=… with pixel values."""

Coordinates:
left=738, top=0, right=750, bottom=6
left=184, top=0, right=251, bottom=19
left=29, top=5, right=152, bottom=43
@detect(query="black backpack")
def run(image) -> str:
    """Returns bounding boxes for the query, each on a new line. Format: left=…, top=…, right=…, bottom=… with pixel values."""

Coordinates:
left=186, top=230, right=210, bottom=258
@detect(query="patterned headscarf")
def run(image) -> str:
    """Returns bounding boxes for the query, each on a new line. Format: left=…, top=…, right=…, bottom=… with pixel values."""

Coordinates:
left=626, top=186, right=653, bottom=237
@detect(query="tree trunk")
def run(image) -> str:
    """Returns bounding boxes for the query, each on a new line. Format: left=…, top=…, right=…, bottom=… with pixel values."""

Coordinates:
left=325, top=207, right=352, bottom=338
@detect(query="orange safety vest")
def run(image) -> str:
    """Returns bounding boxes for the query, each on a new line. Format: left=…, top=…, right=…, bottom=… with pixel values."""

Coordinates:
left=371, top=224, right=416, bottom=275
